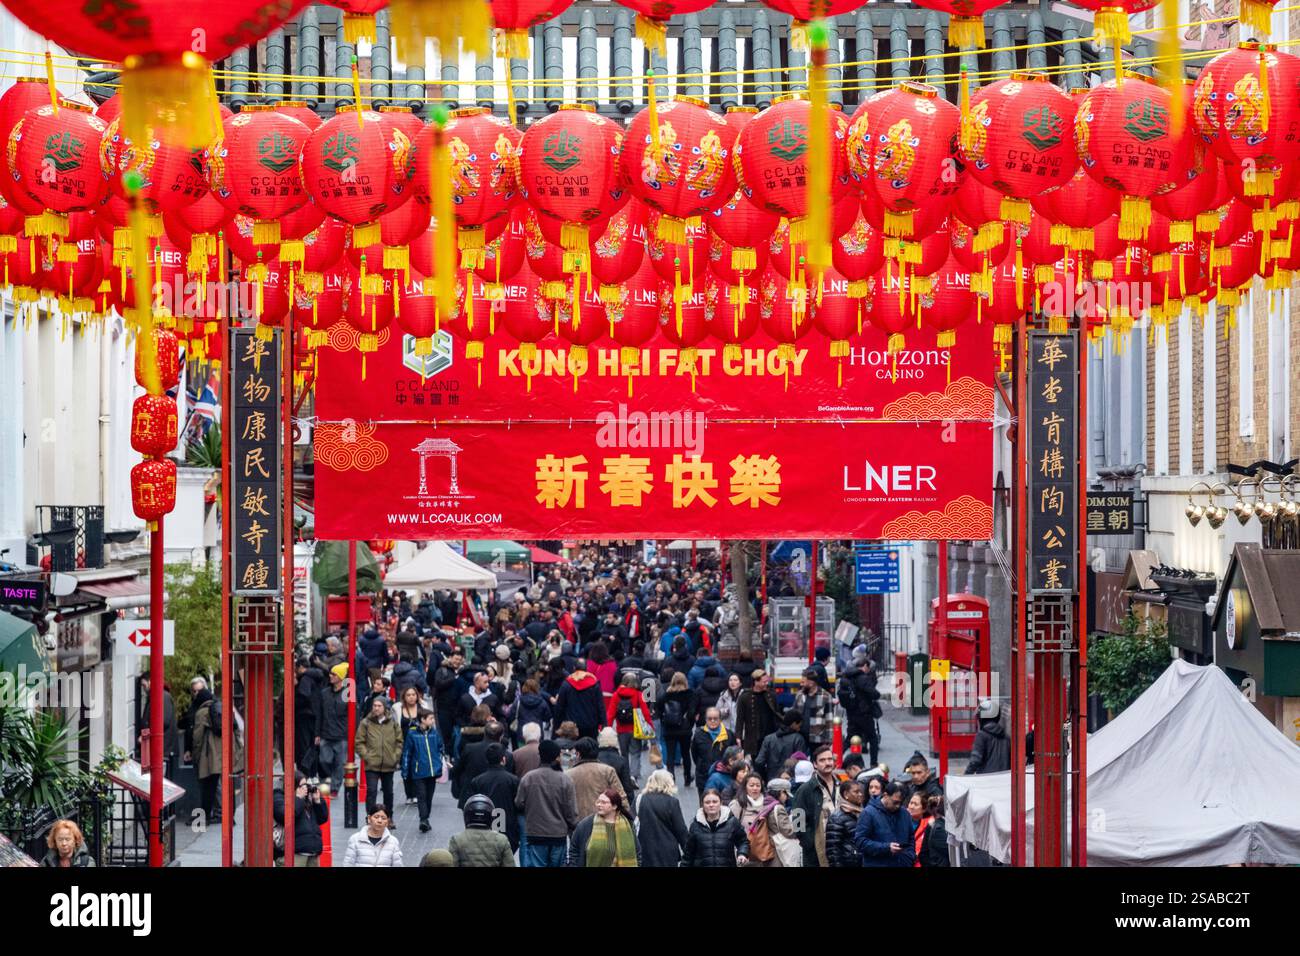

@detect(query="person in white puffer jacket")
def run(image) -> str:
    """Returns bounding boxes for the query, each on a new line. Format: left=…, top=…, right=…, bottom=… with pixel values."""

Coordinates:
left=344, top=808, right=404, bottom=867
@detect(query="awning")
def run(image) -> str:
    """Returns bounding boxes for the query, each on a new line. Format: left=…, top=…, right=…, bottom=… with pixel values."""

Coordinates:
left=78, top=575, right=151, bottom=609
left=665, top=539, right=721, bottom=550
left=465, top=539, right=530, bottom=563
left=529, top=545, right=564, bottom=564
left=0, top=610, right=46, bottom=673
left=383, top=541, right=499, bottom=591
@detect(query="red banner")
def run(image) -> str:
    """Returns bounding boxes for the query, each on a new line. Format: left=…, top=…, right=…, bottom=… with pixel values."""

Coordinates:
left=313, top=420, right=993, bottom=541
left=313, top=297, right=998, bottom=424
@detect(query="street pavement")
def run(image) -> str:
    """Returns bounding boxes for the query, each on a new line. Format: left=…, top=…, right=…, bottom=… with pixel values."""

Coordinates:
left=176, top=674, right=955, bottom=866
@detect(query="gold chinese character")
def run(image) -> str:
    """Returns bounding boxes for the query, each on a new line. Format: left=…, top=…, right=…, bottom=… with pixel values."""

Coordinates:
left=1041, top=524, right=1067, bottom=549
left=1041, top=487, right=1065, bottom=517
left=241, top=559, right=271, bottom=589
left=1041, top=411, right=1064, bottom=446
left=1108, top=510, right=1129, bottom=531
left=244, top=447, right=272, bottom=479
left=600, top=455, right=654, bottom=507
left=1041, top=558, right=1066, bottom=589
left=1039, top=447, right=1064, bottom=479
left=243, top=335, right=270, bottom=372
left=1040, top=376, right=1063, bottom=404
left=1087, top=510, right=1106, bottom=531
left=665, top=455, right=718, bottom=508
left=728, top=454, right=781, bottom=508
left=242, top=520, right=269, bottom=553
left=242, top=374, right=271, bottom=404
left=240, top=486, right=269, bottom=516
left=241, top=409, right=268, bottom=443
left=1037, top=337, right=1067, bottom=371
left=535, top=454, right=588, bottom=509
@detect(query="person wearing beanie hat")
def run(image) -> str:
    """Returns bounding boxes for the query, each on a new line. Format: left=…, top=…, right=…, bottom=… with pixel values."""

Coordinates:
left=420, top=848, right=456, bottom=867
left=514, top=736, right=578, bottom=867
left=792, top=759, right=814, bottom=786
left=314, top=662, right=352, bottom=794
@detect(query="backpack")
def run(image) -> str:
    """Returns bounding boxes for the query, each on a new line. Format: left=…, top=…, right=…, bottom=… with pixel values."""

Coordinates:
left=662, top=697, right=687, bottom=733
left=837, top=674, right=862, bottom=720
left=616, top=694, right=634, bottom=726
left=747, top=814, right=775, bottom=863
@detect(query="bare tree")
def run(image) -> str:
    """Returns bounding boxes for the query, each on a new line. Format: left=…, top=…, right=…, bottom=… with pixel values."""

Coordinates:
left=730, top=540, right=756, bottom=656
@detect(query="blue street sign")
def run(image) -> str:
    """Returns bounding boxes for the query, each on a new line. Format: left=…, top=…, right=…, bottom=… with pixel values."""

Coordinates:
left=855, top=550, right=901, bottom=594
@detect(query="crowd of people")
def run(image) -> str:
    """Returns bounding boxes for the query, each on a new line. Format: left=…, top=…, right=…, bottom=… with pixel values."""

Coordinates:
left=276, top=547, right=962, bottom=868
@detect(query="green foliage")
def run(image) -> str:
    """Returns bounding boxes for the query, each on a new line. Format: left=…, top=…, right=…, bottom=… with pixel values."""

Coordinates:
left=163, top=562, right=223, bottom=715
left=0, top=707, right=87, bottom=815
left=185, top=422, right=221, bottom=469
left=1088, top=614, right=1170, bottom=715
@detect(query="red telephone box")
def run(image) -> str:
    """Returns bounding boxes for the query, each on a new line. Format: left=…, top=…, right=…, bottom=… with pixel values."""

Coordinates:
left=928, top=593, right=991, bottom=755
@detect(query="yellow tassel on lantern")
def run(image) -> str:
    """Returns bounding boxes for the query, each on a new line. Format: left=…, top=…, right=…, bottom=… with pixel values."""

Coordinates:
left=1196, top=210, right=1222, bottom=233
left=731, top=247, right=757, bottom=272
left=120, top=51, right=217, bottom=151
left=806, top=22, right=832, bottom=273
left=1169, top=220, right=1193, bottom=244
left=384, top=245, right=410, bottom=273
left=886, top=332, right=905, bottom=354
left=883, top=209, right=914, bottom=239
left=972, top=221, right=1005, bottom=254
left=1119, top=196, right=1151, bottom=241
left=636, top=16, right=668, bottom=56
left=343, top=12, right=376, bottom=45
left=950, top=16, right=987, bottom=50
left=1000, top=198, right=1031, bottom=225
left=1243, top=168, right=1276, bottom=198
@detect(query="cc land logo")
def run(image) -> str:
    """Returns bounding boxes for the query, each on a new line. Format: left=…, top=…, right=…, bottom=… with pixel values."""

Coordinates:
left=258, top=131, right=298, bottom=173
left=322, top=130, right=360, bottom=174
left=768, top=118, right=808, bottom=162
left=1021, top=105, right=1063, bottom=151
left=403, top=328, right=455, bottom=378
left=1123, top=98, right=1169, bottom=143
left=43, top=132, right=84, bottom=173
left=542, top=130, right=582, bottom=172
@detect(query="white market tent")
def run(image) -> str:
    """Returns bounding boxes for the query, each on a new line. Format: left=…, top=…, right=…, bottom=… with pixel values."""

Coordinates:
left=383, top=541, right=499, bottom=592
left=664, top=539, right=721, bottom=550
left=947, top=660, right=1300, bottom=866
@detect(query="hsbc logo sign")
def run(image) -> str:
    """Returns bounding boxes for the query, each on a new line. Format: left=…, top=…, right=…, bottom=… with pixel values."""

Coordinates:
left=842, top=463, right=938, bottom=493
left=112, top=620, right=175, bottom=656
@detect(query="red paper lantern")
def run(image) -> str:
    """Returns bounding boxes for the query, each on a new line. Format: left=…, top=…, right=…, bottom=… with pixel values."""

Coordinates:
left=396, top=271, right=442, bottom=354
left=591, top=200, right=649, bottom=302
left=557, top=274, right=609, bottom=387
left=136, top=327, right=182, bottom=389
left=130, top=394, right=179, bottom=457
left=721, top=106, right=759, bottom=143
left=615, top=1, right=714, bottom=55
left=302, top=106, right=417, bottom=246
left=959, top=72, right=1078, bottom=223
left=1213, top=230, right=1263, bottom=306
left=709, top=230, right=769, bottom=301
left=657, top=279, right=709, bottom=383
left=909, top=0, right=1006, bottom=49
left=736, top=94, right=851, bottom=241
left=0, top=80, right=61, bottom=213
left=342, top=260, right=396, bottom=373
left=607, top=260, right=662, bottom=393
left=1032, top=163, right=1121, bottom=253
left=759, top=266, right=813, bottom=362
left=100, top=116, right=209, bottom=216
left=622, top=96, right=735, bottom=243
left=920, top=254, right=977, bottom=348
left=499, top=261, right=553, bottom=365
left=518, top=104, right=625, bottom=252
left=647, top=211, right=708, bottom=291
left=849, top=82, right=962, bottom=238
left=832, top=211, right=884, bottom=298
left=474, top=206, right=527, bottom=290
left=865, top=269, right=913, bottom=354
left=205, top=105, right=310, bottom=247
left=414, top=106, right=520, bottom=256
left=346, top=198, right=431, bottom=276
left=1075, top=74, right=1186, bottom=241
left=294, top=260, right=348, bottom=347
left=1194, top=43, right=1300, bottom=198
left=12, top=102, right=108, bottom=234
left=52, top=233, right=104, bottom=307
left=276, top=100, right=322, bottom=132
left=1154, top=155, right=1221, bottom=243
left=130, top=458, right=177, bottom=525
left=810, top=265, right=862, bottom=381
left=705, top=273, right=759, bottom=360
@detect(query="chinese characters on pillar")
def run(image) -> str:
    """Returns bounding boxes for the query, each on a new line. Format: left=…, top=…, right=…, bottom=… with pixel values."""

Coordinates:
left=231, top=328, right=282, bottom=595
left=534, top=453, right=782, bottom=510
left=1028, top=332, right=1077, bottom=593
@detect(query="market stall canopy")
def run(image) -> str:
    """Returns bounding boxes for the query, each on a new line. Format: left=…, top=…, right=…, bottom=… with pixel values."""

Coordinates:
left=664, top=539, right=721, bottom=550
left=529, top=545, right=564, bottom=564
left=465, top=540, right=530, bottom=564
left=0, top=610, right=45, bottom=674
left=313, top=541, right=382, bottom=596
left=384, top=541, right=499, bottom=592
left=946, top=661, right=1300, bottom=866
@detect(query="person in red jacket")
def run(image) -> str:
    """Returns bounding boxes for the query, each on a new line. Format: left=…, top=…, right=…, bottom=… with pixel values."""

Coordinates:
left=607, top=672, right=655, bottom=783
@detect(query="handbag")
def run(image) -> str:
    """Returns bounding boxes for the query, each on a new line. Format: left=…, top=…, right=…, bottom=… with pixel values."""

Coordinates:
left=632, top=708, right=655, bottom=741
left=647, top=741, right=662, bottom=767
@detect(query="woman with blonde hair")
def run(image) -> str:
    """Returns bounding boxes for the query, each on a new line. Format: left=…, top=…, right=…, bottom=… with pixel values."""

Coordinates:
left=634, top=769, right=689, bottom=867
left=41, top=820, right=94, bottom=867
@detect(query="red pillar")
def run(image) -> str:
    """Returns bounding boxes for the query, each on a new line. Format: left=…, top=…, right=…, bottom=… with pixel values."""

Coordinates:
left=936, top=539, right=948, bottom=783
left=1011, top=311, right=1028, bottom=867
left=1072, top=328, right=1090, bottom=867
left=282, top=321, right=296, bottom=865
left=807, top=540, right=819, bottom=664
left=244, top=652, right=273, bottom=866
left=148, top=522, right=165, bottom=867
left=344, top=540, right=359, bottom=826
